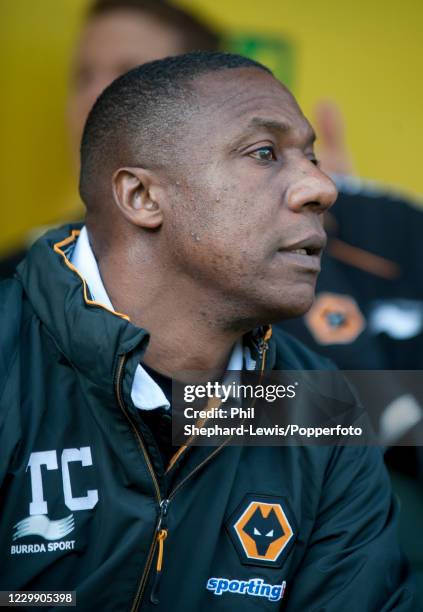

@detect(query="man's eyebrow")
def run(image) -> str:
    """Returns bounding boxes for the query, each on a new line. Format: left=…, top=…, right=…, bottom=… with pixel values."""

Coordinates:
left=233, top=116, right=316, bottom=145
left=247, top=117, right=291, bottom=133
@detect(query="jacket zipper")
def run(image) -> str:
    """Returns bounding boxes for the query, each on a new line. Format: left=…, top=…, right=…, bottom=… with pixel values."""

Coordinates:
left=146, top=337, right=271, bottom=605
left=146, top=435, right=236, bottom=606
left=149, top=499, right=170, bottom=604
left=115, top=338, right=270, bottom=610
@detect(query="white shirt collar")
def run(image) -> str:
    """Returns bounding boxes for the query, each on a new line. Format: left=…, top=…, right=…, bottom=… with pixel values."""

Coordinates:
left=70, top=227, right=254, bottom=410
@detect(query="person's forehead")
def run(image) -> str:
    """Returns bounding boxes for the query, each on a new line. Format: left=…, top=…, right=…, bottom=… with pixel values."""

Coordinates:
left=191, top=68, right=312, bottom=140
left=75, top=9, right=184, bottom=65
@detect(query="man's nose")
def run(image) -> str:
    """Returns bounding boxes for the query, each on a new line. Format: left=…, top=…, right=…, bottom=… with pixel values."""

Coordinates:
left=285, top=169, right=338, bottom=213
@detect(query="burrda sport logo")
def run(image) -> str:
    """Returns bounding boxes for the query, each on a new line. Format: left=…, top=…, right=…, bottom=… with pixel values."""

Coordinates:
left=11, top=447, right=98, bottom=555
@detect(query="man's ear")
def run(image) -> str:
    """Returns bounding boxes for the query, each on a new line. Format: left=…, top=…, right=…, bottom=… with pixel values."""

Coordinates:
left=112, top=167, right=164, bottom=229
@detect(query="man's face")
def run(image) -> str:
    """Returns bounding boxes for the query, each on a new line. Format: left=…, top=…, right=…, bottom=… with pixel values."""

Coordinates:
left=67, top=9, right=185, bottom=161
left=162, top=68, right=338, bottom=324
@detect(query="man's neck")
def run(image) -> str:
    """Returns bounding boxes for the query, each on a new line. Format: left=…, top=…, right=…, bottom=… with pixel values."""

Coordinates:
left=142, top=325, right=236, bottom=381
left=98, top=254, right=244, bottom=380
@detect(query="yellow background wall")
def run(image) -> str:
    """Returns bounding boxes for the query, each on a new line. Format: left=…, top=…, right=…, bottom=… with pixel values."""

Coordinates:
left=0, top=0, right=422, bottom=254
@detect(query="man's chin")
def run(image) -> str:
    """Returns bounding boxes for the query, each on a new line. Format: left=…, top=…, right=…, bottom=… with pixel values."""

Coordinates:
left=264, top=289, right=316, bottom=322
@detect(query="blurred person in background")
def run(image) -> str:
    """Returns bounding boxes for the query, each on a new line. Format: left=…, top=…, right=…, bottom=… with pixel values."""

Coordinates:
left=0, top=0, right=422, bottom=592
left=67, top=0, right=219, bottom=164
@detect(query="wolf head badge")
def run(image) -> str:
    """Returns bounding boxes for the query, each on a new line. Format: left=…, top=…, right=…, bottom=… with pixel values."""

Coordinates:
left=227, top=495, right=296, bottom=567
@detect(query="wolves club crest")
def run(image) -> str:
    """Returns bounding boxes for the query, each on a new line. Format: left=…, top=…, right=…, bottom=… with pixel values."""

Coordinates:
left=226, top=495, right=296, bottom=567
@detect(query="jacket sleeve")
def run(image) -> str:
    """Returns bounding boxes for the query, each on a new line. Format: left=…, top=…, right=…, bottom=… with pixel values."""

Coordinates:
left=285, top=445, right=420, bottom=611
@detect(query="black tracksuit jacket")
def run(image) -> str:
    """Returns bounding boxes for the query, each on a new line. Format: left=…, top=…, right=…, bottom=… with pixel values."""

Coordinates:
left=0, top=226, right=419, bottom=611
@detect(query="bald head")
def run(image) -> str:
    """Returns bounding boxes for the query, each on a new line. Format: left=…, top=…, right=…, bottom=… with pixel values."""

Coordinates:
left=79, top=51, right=271, bottom=213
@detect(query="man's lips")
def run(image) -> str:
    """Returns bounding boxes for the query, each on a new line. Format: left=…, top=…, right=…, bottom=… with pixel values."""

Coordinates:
left=279, top=232, right=327, bottom=254
left=276, top=232, right=327, bottom=271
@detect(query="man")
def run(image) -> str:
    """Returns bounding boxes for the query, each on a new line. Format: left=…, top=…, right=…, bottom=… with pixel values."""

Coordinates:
left=67, top=0, right=423, bottom=595
left=0, top=51, right=418, bottom=611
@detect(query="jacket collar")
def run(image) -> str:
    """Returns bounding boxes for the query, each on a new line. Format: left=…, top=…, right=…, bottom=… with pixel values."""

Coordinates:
left=71, top=226, right=169, bottom=410
left=17, top=224, right=148, bottom=399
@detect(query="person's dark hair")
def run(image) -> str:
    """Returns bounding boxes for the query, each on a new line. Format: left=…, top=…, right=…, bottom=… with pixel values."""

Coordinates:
left=79, top=51, right=272, bottom=208
left=88, top=0, right=220, bottom=53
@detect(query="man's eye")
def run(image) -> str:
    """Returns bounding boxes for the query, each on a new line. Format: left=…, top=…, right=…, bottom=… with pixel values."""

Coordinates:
left=249, top=146, right=276, bottom=162
left=310, top=157, right=320, bottom=167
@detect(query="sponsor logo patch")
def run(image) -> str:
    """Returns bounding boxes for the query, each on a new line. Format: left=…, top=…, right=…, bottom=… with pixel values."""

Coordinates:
left=206, top=577, right=286, bottom=602
left=226, top=494, right=296, bottom=567
left=13, top=513, right=75, bottom=541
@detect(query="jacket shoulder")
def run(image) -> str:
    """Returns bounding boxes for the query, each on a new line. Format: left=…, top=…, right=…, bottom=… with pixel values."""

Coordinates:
left=270, top=326, right=337, bottom=371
